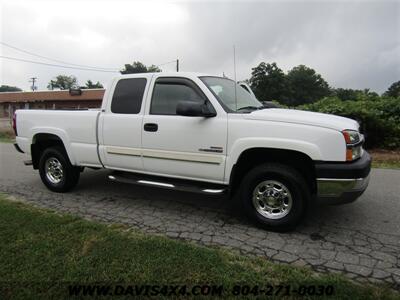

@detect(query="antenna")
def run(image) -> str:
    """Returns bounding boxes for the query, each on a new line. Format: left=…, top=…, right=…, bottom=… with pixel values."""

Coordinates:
left=233, top=45, right=238, bottom=111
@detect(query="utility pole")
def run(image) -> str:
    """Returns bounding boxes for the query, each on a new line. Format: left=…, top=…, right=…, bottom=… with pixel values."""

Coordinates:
left=176, top=59, right=179, bottom=72
left=29, top=77, right=37, bottom=91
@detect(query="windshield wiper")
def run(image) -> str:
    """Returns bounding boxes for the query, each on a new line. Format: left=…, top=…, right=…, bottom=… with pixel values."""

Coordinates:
left=237, top=106, right=263, bottom=112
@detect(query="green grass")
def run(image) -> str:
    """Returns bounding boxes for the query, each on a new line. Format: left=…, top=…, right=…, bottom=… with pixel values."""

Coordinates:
left=0, top=194, right=398, bottom=299
left=0, top=131, right=15, bottom=143
left=372, top=161, right=400, bottom=169
left=370, top=150, right=400, bottom=170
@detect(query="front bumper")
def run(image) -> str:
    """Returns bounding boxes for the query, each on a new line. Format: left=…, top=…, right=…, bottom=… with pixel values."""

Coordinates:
left=315, top=152, right=371, bottom=205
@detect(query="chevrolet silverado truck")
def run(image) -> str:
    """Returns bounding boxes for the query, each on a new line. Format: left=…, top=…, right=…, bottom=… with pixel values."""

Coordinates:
left=13, top=72, right=371, bottom=230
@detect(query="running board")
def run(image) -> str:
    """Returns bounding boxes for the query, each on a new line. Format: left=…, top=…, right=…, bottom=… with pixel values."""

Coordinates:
left=108, top=171, right=227, bottom=195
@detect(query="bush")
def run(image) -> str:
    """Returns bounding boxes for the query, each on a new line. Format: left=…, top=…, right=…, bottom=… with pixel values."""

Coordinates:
left=299, top=96, right=400, bottom=149
left=0, top=128, right=15, bottom=142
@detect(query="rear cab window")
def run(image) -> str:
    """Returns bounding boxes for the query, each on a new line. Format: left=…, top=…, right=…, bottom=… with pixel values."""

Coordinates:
left=111, top=78, right=147, bottom=114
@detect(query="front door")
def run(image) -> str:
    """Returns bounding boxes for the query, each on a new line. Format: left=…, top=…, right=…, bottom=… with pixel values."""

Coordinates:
left=142, top=77, right=227, bottom=183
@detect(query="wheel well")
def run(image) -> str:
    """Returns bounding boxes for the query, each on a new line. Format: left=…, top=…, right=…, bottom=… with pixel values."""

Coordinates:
left=31, top=133, right=66, bottom=169
left=230, top=148, right=316, bottom=195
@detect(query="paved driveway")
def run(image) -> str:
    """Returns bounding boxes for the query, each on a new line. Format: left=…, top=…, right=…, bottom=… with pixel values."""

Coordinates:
left=1, top=142, right=399, bottom=288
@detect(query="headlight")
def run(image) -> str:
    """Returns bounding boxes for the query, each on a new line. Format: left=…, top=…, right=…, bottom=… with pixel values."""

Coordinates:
left=342, top=130, right=360, bottom=144
left=342, top=130, right=363, bottom=161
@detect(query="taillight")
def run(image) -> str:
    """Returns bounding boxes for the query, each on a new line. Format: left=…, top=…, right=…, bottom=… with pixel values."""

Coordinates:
left=12, top=112, right=17, bottom=136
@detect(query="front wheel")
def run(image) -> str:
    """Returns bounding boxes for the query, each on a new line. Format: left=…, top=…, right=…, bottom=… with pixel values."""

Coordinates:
left=39, top=146, right=80, bottom=192
left=239, top=163, right=309, bottom=231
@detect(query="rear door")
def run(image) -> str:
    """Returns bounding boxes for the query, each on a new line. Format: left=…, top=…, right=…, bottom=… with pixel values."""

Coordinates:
left=99, top=75, right=151, bottom=171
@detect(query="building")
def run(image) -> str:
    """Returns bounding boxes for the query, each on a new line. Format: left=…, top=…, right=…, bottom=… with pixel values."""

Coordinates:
left=0, top=89, right=104, bottom=119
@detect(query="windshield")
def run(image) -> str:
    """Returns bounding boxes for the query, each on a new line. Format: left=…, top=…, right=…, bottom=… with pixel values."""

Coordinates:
left=200, top=76, right=263, bottom=112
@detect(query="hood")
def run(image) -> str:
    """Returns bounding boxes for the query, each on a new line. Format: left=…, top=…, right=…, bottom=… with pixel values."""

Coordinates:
left=244, top=108, right=359, bottom=131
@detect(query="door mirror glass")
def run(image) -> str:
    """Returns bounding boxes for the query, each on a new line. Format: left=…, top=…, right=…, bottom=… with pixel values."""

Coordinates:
left=176, top=101, right=216, bottom=117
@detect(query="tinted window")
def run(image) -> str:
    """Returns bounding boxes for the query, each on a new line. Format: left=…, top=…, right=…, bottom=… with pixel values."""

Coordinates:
left=111, top=78, right=147, bottom=114
left=151, top=82, right=204, bottom=115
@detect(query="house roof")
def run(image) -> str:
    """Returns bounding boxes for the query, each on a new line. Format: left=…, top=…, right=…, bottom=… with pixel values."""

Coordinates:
left=0, top=89, right=105, bottom=103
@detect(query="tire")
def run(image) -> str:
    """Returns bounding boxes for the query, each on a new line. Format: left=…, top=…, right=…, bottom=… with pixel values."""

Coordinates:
left=239, top=163, right=309, bottom=231
left=38, top=146, right=80, bottom=193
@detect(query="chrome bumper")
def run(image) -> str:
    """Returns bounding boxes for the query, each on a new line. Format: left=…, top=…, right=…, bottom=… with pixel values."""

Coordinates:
left=316, top=174, right=370, bottom=204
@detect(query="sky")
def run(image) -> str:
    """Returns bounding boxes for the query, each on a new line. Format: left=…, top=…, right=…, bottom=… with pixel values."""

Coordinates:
left=0, top=0, right=399, bottom=93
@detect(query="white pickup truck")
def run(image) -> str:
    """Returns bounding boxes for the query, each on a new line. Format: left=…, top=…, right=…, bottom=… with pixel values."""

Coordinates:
left=13, top=72, right=371, bottom=230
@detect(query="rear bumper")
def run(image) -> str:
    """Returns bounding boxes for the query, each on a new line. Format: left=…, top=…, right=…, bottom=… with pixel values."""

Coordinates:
left=315, top=152, right=371, bottom=205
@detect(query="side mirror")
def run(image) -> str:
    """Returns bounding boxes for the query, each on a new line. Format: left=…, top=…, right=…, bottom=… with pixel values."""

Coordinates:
left=176, top=101, right=216, bottom=117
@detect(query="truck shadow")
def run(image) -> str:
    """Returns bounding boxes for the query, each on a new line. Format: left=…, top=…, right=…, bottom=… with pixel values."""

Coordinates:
left=76, top=169, right=354, bottom=232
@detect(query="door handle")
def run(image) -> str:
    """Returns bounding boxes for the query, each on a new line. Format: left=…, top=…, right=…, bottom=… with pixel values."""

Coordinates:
left=144, top=123, right=158, bottom=132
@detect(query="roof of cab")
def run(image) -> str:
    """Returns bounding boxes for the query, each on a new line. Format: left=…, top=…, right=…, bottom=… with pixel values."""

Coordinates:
left=113, top=72, right=214, bottom=80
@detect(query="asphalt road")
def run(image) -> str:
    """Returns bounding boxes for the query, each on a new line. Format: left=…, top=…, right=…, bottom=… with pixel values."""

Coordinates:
left=1, top=142, right=399, bottom=288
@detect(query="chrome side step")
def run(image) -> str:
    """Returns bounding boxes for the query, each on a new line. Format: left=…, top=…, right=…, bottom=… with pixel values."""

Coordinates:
left=108, top=172, right=227, bottom=195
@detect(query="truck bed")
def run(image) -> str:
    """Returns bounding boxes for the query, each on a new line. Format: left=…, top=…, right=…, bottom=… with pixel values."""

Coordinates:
left=16, top=109, right=102, bottom=167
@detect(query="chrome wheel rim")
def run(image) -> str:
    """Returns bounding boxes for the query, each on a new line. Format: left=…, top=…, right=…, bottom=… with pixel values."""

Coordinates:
left=252, top=180, right=293, bottom=219
left=45, top=157, right=64, bottom=184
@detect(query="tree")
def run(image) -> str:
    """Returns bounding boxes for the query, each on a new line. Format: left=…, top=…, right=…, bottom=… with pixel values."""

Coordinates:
left=82, top=80, right=103, bottom=89
left=47, top=75, right=78, bottom=90
left=0, top=85, right=22, bottom=92
left=361, top=89, right=379, bottom=98
left=249, top=62, right=287, bottom=102
left=333, top=88, right=360, bottom=101
left=333, top=88, right=379, bottom=101
left=147, top=64, right=162, bottom=72
left=120, top=61, right=161, bottom=74
left=383, top=80, right=400, bottom=98
left=285, top=65, right=330, bottom=105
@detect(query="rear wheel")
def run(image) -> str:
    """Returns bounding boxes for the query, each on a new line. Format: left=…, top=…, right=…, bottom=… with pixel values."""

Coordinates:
left=239, top=163, right=309, bottom=231
left=39, top=146, right=80, bottom=192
